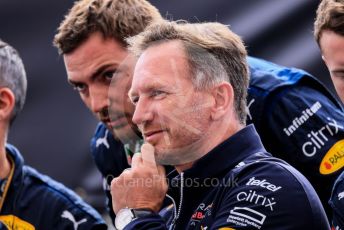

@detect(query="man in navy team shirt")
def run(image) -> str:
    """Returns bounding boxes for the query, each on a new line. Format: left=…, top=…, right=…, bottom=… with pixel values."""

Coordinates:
left=54, top=0, right=344, bottom=222
left=315, top=0, right=344, bottom=228
left=110, top=21, right=329, bottom=229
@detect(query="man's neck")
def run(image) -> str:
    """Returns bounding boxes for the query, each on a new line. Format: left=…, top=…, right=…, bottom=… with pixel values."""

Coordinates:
left=0, top=150, right=10, bottom=180
left=174, top=122, right=245, bottom=173
left=175, top=162, right=194, bottom=173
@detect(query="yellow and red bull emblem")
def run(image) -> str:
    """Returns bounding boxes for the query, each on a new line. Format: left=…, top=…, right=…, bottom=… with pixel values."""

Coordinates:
left=320, top=139, right=344, bottom=174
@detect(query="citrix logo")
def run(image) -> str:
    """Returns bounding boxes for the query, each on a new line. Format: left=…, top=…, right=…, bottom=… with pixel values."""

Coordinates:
left=246, top=177, right=282, bottom=192
left=302, top=117, right=343, bottom=157
left=237, top=190, right=276, bottom=211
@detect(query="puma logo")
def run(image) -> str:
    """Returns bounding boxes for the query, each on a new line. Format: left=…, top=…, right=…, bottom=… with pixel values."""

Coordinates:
left=338, top=191, right=344, bottom=200
left=61, top=210, right=87, bottom=230
left=246, top=99, right=255, bottom=121
left=96, top=130, right=110, bottom=149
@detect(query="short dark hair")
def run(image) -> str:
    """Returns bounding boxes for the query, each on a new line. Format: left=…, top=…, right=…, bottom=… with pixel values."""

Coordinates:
left=314, top=0, right=344, bottom=46
left=53, top=0, right=163, bottom=54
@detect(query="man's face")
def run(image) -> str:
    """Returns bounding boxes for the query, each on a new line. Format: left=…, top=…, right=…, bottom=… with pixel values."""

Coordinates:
left=129, top=41, right=213, bottom=166
left=63, top=32, right=136, bottom=141
left=320, top=30, right=344, bottom=103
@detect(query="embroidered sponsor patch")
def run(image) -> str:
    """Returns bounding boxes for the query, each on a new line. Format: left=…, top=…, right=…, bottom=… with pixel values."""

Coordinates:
left=320, top=139, right=344, bottom=175
left=283, top=101, right=322, bottom=137
left=301, top=117, right=343, bottom=158
left=190, top=203, right=213, bottom=226
left=61, top=210, right=87, bottom=230
left=0, top=215, right=35, bottom=230
left=236, top=190, right=276, bottom=211
left=246, top=177, right=282, bottom=192
left=226, top=207, right=266, bottom=229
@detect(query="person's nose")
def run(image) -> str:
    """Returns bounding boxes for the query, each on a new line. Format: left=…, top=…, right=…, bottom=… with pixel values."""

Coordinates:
left=89, top=86, right=109, bottom=114
left=132, top=97, right=153, bottom=126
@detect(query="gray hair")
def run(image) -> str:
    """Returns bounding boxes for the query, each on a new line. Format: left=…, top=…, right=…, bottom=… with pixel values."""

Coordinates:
left=128, top=21, right=249, bottom=124
left=0, top=40, right=27, bottom=122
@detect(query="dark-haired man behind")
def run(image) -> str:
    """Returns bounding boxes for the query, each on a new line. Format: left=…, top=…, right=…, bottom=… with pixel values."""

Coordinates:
left=54, top=0, right=162, bottom=222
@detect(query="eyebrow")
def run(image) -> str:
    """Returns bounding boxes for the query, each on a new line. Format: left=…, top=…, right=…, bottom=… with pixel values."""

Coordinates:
left=128, top=82, right=169, bottom=98
left=67, top=78, right=79, bottom=86
left=91, top=64, right=116, bottom=80
left=68, top=63, right=116, bottom=85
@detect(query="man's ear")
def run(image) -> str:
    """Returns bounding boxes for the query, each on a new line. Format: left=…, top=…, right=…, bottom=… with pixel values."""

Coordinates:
left=210, top=82, right=233, bottom=120
left=0, top=88, right=15, bottom=121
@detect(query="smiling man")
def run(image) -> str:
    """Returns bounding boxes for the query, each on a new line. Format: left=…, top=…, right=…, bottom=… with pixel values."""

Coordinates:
left=110, top=21, right=329, bottom=230
left=54, top=0, right=344, bottom=223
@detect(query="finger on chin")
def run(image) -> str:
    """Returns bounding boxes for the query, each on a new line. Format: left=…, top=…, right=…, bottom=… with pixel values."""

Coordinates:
left=141, top=143, right=157, bottom=167
left=131, top=152, right=142, bottom=168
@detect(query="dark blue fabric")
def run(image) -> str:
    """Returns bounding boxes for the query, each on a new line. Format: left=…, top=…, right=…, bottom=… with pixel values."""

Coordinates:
left=247, top=57, right=344, bottom=216
left=1, top=144, right=107, bottom=230
left=90, top=124, right=128, bottom=223
left=126, top=125, right=329, bottom=229
left=329, top=171, right=344, bottom=229
left=0, top=221, right=8, bottom=230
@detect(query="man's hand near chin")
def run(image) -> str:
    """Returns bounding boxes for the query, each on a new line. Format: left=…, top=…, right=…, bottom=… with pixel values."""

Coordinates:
left=111, top=143, right=168, bottom=214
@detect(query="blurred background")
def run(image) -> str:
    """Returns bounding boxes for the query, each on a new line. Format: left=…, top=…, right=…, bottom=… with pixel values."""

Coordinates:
left=0, top=0, right=331, bottom=217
